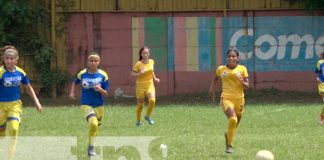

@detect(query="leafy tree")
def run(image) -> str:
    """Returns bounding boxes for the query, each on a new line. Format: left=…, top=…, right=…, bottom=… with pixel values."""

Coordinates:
left=0, top=0, right=68, bottom=97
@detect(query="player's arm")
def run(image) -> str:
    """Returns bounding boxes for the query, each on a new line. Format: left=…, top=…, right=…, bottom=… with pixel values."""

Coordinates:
left=240, top=77, right=249, bottom=89
left=131, top=62, right=145, bottom=77
left=69, top=81, right=77, bottom=99
left=131, top=70, right=142, bottom=77
left=131, top=68, right=145, bottom=77
left=153, top=72, right=160, bottom=83
left=209, top=75, right=219, bottom=100
left=315, top=64, right=322, bottom=83
left=24, top=84, right=42, bottom=112
left=93, top=83, right=109, bottom=97
left=239, top=67, right=249, bottom=89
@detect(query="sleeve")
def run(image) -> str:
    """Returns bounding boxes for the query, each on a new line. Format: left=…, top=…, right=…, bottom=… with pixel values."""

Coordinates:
left=21, top=75, right=30, bottom=85
left=133, top=62, right=140, bottom=73
left=242, top=66, right=248, bottom=78
left=151, top=59, right=155, bottom=71
left=16, top=67, right=29, bottom=85
left=316, top=61, right=321, bottom=74
left=216, top=66, right=222, bottom=77
left=73, top=77, right=81, bottom=84
left=102, top=79, right=110, bottom=92
left=74, top=71, right=82, bottom=84
left=101, top=70, right=109, bottom=91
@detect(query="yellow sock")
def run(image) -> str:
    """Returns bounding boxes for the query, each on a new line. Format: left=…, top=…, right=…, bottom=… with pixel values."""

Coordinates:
left=7, top=120, right=19, bottom=137
left=7, top=120, right=19, bottom=160
left=136, top=103, right=144, bottom=122
left=88, top=117, right=98, bottom=146
left=226, top=116, right=238, bottom=146
left=146, top=98, right=156, bottom=117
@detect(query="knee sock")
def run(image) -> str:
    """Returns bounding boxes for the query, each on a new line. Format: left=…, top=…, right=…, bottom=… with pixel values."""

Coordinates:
left=7, top=120, right=19, bottom=137
left=226, top=116, right=238, bottom=146
left=88, top=117, right=98, bottom=146
left=146, top=98, right=156, bottom=117
left=136, top=103, right=144, bottom=122
left=7, top=120, right=19, bottom=160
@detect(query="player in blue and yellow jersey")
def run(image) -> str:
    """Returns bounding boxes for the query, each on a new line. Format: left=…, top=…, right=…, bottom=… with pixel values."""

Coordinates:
left=209, top=48, right=249, bottom=154
left=131, top=46, right=160, bottom=126
left=0, top=45, right=42, bottom=159
left=315, top=51, right=324, bottom=125
left=69, top=52, right=109, bottom=157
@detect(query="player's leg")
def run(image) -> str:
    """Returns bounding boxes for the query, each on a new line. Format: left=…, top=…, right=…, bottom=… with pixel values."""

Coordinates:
left=6, top=100, right=22, bottom=160
left=318, top=83, right=324, bottom=125
left=145, top=85, right=155, bottom=125
left=320, top=93, right=324, bottom=125
left=221, top=98, right=237, bottom=153
left=0, top=102, right=7, bottom=138
left=234, top=98, right=245, bottom=127
left=81, top=105, right=98, bottom=156
left=136, top=85, right=145, bottom=126
left=136, top=99, right=144, bottom=126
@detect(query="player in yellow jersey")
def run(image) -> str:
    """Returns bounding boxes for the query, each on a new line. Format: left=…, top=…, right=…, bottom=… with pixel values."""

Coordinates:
left=315, top=51, right=324, bottom=125
left=0, top=45, right=42, bottom=159
left=131, top=46, right=160, bottom=126
left=209, top=48, right=249, bottom=154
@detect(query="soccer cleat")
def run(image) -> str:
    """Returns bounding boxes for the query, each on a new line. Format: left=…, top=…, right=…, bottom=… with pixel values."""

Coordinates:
left=224, top=133, right=234, bottom=154
left=320, top=115, right=324, bottom=125
left=87, top=145, right=97, bottom=156
left=225, top=145, right=234, bottom=154
left=136, top=121, right=143, bottom=126
left=144, top=116, right=154, bottom=125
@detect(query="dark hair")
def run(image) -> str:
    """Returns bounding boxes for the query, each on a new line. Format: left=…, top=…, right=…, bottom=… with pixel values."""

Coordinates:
left=321, top=51, right=324, bottom=58
left=226, top=48, right=239, bottom=63
left=226, top=48, right=239, bottom=57
left=138, top=46, right=150, bottom=60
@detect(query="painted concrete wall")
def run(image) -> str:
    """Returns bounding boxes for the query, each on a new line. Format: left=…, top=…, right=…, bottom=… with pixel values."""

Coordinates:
left=65, top=11, right=324, bottom=96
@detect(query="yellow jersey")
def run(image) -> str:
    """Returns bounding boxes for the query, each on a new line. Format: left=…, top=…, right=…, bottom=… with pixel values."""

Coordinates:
left=216, top=64, right=248, bottom=98
left=133, top=59, right=154, bottom=84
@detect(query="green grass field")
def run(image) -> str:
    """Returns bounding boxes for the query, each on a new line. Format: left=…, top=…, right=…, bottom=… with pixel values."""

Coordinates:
left=17, top=98, right=324, bottom=160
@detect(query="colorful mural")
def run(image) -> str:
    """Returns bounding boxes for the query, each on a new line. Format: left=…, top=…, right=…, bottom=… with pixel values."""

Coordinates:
left=132, top=16, right=324, bottom=72
left=132, top=17, right=223, bottom=72
left=66, top=12, right=324, bottom=95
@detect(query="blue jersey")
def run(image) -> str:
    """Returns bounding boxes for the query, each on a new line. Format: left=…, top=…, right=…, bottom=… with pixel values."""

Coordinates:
left=0, top=66, right=30, bottom=102
left=74, top=68, right=109, bottom=107
left=316, top=59, right=324, bottom=82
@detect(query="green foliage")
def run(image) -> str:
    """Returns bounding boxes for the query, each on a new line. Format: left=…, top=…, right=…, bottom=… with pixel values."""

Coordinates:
left=302, top=0, right=324, bottom=11
left=0, top=0, right=69, bottom=97
left=286, top=0, right=324, bottom=11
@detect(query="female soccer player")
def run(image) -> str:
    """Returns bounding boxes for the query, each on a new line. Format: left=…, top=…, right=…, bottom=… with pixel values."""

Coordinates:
left=315, top=51, right=324, bottom=125
left=131, top=46, right=160, bottom=126
left=69, top=52, right=109, bottom=156
left=0, top=45, right=42, bottom=159
left=209, top=48, right=249, bottom=154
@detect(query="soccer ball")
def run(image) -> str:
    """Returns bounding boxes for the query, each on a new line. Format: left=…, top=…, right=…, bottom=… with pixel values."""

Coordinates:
left=255, top=150, right=274, bottom=160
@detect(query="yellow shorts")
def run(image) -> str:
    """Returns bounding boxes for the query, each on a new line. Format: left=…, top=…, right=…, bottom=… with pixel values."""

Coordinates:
left=136, top=83, right=155, bottom=99
left=220, top=97, right=245, bottom=116
left=0, top=100, right=23, bottom=129
left=318, top=83, right=324, bottom=95
left=81, top=105, right=104, bottom=126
